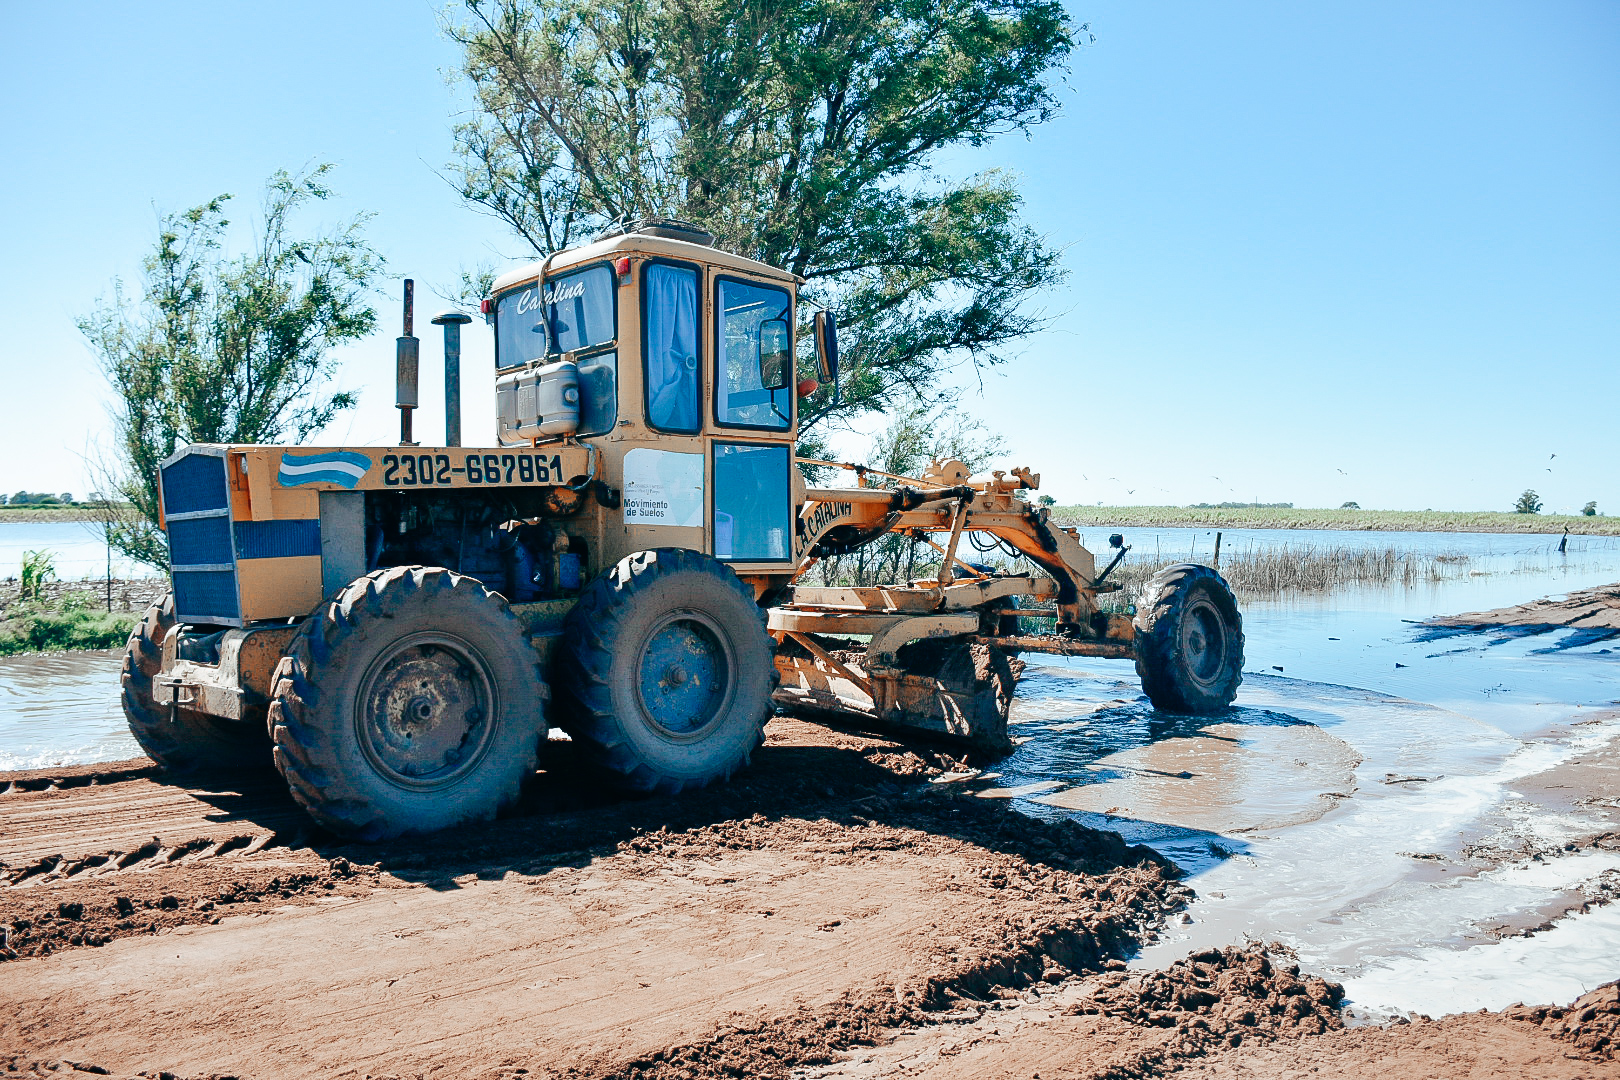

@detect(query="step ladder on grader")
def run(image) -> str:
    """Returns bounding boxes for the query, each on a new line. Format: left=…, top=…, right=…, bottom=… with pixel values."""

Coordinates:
left=126, top=220, right=1243, bottom=841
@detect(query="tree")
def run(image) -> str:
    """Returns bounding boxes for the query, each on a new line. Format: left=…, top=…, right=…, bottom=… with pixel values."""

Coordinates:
left=446, top=0, right=1073, bottom=433
left=1514, top=489, right=1542, bottom=515
left=80, top=165, right=384, bottom=568
left=1340, top=501, right=1360, bottom=510
left=1584, top=501, right=1598, bottom=517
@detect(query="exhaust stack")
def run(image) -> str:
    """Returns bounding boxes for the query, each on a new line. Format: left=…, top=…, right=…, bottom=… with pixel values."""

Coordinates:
left=432, top=310, right=473, bottom=447
left=396, top=279, right=420, bottom=445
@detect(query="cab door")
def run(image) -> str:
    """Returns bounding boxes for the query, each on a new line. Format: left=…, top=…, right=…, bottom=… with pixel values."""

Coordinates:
left=707, top=272, right=797, bottom=568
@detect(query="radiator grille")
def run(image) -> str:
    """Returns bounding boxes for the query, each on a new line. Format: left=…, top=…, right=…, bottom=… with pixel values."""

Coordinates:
left=168, top=515, right=234, bottom=566
left=161, top=452, right=231, bottom=517
left=162, top=450, right=241, bottom=625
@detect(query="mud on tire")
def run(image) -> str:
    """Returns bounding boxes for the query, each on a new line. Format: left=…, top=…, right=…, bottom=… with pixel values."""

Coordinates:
left=555, top=548, right=775, bottom=793
left=1133, top=563, right=1244, bottom=714
left=121, top=593, right=266, bottom=773
left=268, top=566, right=548, bottom=841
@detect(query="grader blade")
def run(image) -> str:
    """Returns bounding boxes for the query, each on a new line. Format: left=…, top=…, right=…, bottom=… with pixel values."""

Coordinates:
left=766, top=589, right=1039, bottom=752
left=772, top=632, right=1024, bottom=752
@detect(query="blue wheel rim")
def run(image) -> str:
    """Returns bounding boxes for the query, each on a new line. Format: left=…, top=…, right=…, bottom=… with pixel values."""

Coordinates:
left=355, top=631, right=498, bottom=790
left=635, top=612, right=733, bottom=738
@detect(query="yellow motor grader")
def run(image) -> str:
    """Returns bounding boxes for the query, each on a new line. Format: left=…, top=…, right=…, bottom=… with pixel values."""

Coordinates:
left=125, top=220, right=1243, bottom=840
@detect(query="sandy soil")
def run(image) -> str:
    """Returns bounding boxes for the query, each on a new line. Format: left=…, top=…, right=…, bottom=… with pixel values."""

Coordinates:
left=3, top=714, right=1616, bottom=1079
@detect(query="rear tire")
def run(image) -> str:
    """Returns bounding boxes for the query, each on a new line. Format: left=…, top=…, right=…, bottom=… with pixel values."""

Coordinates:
left=1133, top=563, right=1244, bottom=714
left=268, top=566, right=547, bottom=841
left=556, top=549, right=774, bottom=793
left=121, top=594, right=265, bottom=773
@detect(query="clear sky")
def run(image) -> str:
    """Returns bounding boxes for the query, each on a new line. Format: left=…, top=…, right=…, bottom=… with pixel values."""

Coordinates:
left=1, top=2, right=1614, bottom=512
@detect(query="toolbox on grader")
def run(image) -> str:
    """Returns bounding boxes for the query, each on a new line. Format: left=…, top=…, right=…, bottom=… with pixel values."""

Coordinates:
left=126, top=220, right=1244, bottom=840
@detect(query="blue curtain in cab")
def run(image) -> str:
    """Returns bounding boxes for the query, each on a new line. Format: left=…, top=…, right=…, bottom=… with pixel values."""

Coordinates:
left=645, top=264, right=700, bottom=431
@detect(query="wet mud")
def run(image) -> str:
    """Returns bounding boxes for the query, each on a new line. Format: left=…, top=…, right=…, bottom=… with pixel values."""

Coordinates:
left=7, top=716, right=1609, bottom=1080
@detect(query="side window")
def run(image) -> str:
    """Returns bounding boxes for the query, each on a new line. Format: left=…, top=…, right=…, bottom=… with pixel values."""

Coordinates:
left=716, top=278, right=793, bottom=431
left=643, top=262, right=701, bottom=434
left=713, top=443, right=792, bottom=561
left=577, top=350, right=616, bottom=436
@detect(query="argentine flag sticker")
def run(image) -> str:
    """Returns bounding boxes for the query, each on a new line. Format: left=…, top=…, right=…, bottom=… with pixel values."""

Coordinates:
left=278, top=450, right=373, bottom=489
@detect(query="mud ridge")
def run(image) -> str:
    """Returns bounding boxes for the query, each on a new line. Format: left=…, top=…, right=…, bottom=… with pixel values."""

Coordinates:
left=1506, top=981, right=1620, bottom=1061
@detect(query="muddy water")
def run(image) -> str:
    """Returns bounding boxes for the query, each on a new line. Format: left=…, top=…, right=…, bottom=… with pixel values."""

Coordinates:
left=980, top=534, right=1620, bottom=1019
left=0, top=650, right=138, bottom=771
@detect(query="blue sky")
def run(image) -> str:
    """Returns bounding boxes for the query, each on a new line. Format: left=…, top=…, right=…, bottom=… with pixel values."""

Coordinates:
left=1, top=2, right=1614, bottom=512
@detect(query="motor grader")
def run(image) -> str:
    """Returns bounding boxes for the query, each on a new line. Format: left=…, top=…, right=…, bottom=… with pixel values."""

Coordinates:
left=125, top=220, right=1244, bottom=841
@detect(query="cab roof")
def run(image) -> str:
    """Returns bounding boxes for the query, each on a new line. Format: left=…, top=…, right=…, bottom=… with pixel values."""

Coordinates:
left=490, top=232, right=802, bottom=296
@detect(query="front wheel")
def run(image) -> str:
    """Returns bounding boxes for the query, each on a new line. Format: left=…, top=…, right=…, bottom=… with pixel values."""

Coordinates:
left=555, top=549, right=775, bottom=793
left=1133, top=563, right=1244, bottom=714
left=268, top=566, right=548, bottom=841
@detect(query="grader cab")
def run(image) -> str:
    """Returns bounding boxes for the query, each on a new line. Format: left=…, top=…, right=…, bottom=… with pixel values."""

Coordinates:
left=125, top=220, right=1244, bottom=841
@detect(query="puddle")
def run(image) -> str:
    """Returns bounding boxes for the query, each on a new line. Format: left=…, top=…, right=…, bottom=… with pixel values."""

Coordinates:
left=0, top=649, right=140, bottom=770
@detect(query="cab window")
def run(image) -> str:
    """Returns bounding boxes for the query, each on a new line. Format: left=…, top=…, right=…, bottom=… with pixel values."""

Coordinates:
left=642, top=261, right=702, bottom=434
left=495, top=263, right=616, bottom=368
left=715, top=278, right=792, bottom=431
left=497, top=263, right=618, bottom=435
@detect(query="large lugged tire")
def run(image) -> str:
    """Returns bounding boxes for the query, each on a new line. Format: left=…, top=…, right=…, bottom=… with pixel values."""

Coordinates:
left=268, top=566, right=548, bottom=841
left=121, top=593, right=266, bottom=773
left=556, top=549, right=775, bottom=793
left=1133, top=563, right=1244, bottom=714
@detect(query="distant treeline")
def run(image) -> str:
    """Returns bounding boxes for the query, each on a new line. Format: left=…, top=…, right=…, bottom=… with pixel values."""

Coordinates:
left=1188, top=501, right=1295, bottom=510
left=3, top=491, right=80, bottom=507
left=1, top=492, right=132, bottom=510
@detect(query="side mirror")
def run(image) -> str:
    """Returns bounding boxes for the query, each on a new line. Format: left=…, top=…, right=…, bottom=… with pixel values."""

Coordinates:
left=758, top=318, right=792, bottom=391
left=814, top=310, right=839, bottom=384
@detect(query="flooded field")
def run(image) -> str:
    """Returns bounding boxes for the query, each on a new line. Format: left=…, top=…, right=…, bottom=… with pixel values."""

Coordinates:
left=1, top=525, right=1617, bottom=1025
left=980, top=531, right=1620, bottom=1021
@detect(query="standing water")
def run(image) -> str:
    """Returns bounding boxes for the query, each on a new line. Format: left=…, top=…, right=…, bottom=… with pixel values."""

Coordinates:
left=0, top=519, right=151, bottom=769
left=981, top=528, right=1620, bottom=1018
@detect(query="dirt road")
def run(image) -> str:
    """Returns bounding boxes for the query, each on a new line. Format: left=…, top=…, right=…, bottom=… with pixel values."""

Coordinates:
left=3, top=715, right=1615, bottom=1079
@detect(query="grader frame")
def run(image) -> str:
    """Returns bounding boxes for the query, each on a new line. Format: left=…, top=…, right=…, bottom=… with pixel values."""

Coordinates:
left=126, top=219, right=1242, bottom=841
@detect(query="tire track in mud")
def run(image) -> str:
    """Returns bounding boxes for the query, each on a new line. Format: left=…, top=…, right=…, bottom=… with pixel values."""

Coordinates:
left=2, top=812, right=1184, bottom=1079
left=0, top=760, right=308, bottom=872
left=0, top=725, right=1201, bottom=1079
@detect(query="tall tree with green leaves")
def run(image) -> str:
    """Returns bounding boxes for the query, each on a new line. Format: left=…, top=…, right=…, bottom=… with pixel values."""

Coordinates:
left=446, top=0, right=1074, bottom=436
left=80, top=165, right=384, bottom=569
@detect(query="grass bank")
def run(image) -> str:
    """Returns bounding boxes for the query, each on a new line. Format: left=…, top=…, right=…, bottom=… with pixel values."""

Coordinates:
left=0, top=596, right=135, bottom=655
left=1050, top=505, right=1619, bottom=535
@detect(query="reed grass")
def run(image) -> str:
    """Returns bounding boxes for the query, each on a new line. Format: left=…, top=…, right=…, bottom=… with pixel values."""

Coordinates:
left=1107, top=544, right=1475, bottom=599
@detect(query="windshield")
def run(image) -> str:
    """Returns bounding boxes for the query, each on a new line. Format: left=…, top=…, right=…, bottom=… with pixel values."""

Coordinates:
left=495, top=263, right=616, bottom=370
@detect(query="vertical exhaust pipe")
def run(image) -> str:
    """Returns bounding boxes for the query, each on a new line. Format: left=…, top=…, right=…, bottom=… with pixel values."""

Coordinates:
left=431, top=310, right=473, bottom=447
left=396, top=279, right=420, bottom=445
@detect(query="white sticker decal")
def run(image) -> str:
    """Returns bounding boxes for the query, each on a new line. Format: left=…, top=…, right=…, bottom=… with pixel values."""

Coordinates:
left=623, top=448, right=704, bottom=528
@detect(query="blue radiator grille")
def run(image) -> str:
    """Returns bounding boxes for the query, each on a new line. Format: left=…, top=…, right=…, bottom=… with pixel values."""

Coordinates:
left=168, top=516, right=234, bottom=566
left=162, top=450, right=240, bottom=625
left=161, top=452, right=230, bottom=517
left=234, top=519, right=321, bottom=559
left=172, top=570, right=241, bottom=622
